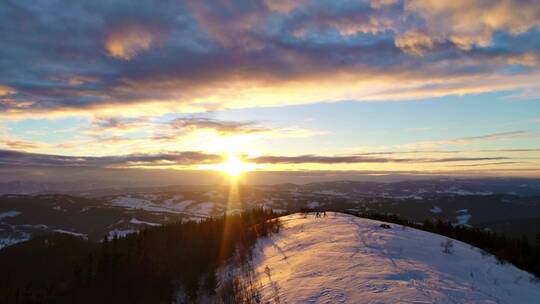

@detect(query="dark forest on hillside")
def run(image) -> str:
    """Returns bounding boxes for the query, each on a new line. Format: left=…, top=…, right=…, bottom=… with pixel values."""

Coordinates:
left=2, top=208, right=540, bottom=303
left=349, top=211, right=540, bottom=279
left=0, top=209, right=281, bottom=304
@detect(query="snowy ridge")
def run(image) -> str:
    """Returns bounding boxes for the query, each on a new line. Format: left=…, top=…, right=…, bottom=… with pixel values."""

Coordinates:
left=246, top=213, right=540, bottom=303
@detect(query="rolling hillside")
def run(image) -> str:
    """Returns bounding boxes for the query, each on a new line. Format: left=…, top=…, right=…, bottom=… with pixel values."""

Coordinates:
left=243, top=213, right=540, bottom=303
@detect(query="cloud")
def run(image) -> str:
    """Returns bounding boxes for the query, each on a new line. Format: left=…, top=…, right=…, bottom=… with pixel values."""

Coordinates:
left=349, top=131, right=531, bottom=154
left=168, top=117, right=268, bottom=135
left=432, top=157, right=510, bottom=162
left=48, top=75, right=99, bottom=86
left=39, top=115, right=326, bottom=157
left=152, top=117, right=326, bottom=141
left=477, top=148, right=540, bottom=153
left=394, top=31, right=435, bottom=55
left=354, top=147, right=540, bottom=155
left=454, top=161, right=522, bottom=167
left=249, top=154, right=510, bottom=164
left=371, top=0, right=399, bottom=9
left=150, top=117, right=269, bottom=142
left=1, top=140, right=42, bottom=150
left=507, top=51, right=539, bottom=67
left=453, top=131, right=527, bottom=142
left=0, top=0, right=539, bottom=119
left=105, top=24, right=164, bottom=60
left=0, top=85, right=15, bottom=96
left=265, top=0, right=304, bottom=13
left=0, top=148, right=517, bottom=170
left=87, top=116, right=152, bottom=133
left=404, top=0, right=540, bottom=50
left=0, top=149, right=223, bottom=168
left=397, top=131, right=528, bottom=149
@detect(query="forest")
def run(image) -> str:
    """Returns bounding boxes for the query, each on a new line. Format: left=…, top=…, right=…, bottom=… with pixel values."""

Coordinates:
left=351, top=211, right=540, bottom=279
left=0, top=208, right=281, bottom=304
left=2, top=208, right=540, bottom=303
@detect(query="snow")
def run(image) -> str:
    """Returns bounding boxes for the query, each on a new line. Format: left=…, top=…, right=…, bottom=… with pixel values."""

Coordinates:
left=438, top=189, right=493, bottom=196
left=225, top=209, right=243, bottom=216
left=244, top=212, right=540, bottom=304
left=53, top=229, right=88, bottom=239
left=107, top=229, right=137, bottom=240
left=129, top=217, right=161, bottom=226
left=430, top=206, right=442, bottom=213
left=181, top=217, right=204, bottom=223
left=260, top=198, right=275, bottom=210
left=111, top=196, right=155, bottom=209
left=0, top=211, right=21, bottom=220
left=52, top=205, right=67, bottom=212
left=163, top=194, right=184, bottom=205
left=190, top=202, right=215, bottom=215
left=80, top=206, right=92, bottom=212
left=0, top=236, right=30, bottom=250
left=20, top=224, right=48, bottom=229
left=110, top=196, right=195, bottom=213
left=314, top=190, right=347, bottom=196
left=165, top=200, right=194, bottom=212
left=456, top=214, right=472, bottom=227
left=204, top=190, right=225, bottom=199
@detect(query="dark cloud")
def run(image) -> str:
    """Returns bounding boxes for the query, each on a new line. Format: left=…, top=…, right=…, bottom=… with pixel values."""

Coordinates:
left=0, top=149, right=223, bottom=167
left=0, top=0, right=539, bottom=115
left=169, top=117, right=268, bottom=134
left=251, top=155, right=395, bottom=164
left=0, top=149, right=515, bottom=169
left=248, top=154, right=510, bottom=164
left=89, top=116, right=151, bottom=132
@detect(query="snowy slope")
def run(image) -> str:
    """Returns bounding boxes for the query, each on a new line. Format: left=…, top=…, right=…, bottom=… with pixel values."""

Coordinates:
left=247, top=213, right=540, bottom=303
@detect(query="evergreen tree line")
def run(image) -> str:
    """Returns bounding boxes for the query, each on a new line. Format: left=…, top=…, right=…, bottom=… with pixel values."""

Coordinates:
left=350, top=211, right=540, bottom=279
left=0, top=208, right=281, bottom=304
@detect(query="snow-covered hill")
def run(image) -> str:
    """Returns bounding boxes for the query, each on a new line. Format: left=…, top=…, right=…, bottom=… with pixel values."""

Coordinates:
left=246, top=213, right=540, bottom=303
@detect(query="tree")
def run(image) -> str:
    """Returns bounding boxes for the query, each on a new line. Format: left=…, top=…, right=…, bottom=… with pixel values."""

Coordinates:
left=441, top=239, right=454, bottom=254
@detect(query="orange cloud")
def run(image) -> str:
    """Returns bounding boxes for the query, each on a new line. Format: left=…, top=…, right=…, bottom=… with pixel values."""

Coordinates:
left=1, top=140, right=43, bottom=150
left=265, top=0, right=304, bottom=13
left=371, top=0, right=399, bottom=8
left=405, top=0, right=540, bottom=50
left=507, top=52, right=539, bottom=67
left=395, top=31, right=435, bottom=55
left=105, top=25, right=162, bottom=60
left=0, top=85, right=14, bottom=96
left=49, top=75, right=99, bottom=86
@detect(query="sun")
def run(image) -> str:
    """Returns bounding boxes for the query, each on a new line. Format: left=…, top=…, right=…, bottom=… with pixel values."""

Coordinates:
left=216, top=154, right=255, bottom=178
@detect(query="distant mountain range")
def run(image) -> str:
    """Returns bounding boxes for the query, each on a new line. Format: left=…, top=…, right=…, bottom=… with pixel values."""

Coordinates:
left=1, top=178, right=540, bottom=250
left=1, top=178, right=540, bottom=196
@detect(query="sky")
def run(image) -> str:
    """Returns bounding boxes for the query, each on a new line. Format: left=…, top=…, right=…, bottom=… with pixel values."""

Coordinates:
left=1, top=0, right=540, bottom=182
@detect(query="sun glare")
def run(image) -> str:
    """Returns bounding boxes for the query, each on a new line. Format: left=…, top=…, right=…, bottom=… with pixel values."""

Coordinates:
left=216, top=154, right=255, bottom=178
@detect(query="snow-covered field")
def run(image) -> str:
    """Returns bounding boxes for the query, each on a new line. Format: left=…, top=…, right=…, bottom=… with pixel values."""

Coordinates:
left=53, top=229, right=88, bottom=239
left=0, top=235, right=30, bottom=250
left=129, top=217, right=161, bottom=226
left=0, top=211, right=21, bottom=220
left=107, top=229, right=137, bottom=240
left=110, top=196, right=210, bottom=215
left=246, top=213, right=540, bottom=303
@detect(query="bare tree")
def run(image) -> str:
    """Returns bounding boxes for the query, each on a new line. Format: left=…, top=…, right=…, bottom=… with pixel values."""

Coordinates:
left=441, top=239, right=454, bottom=254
